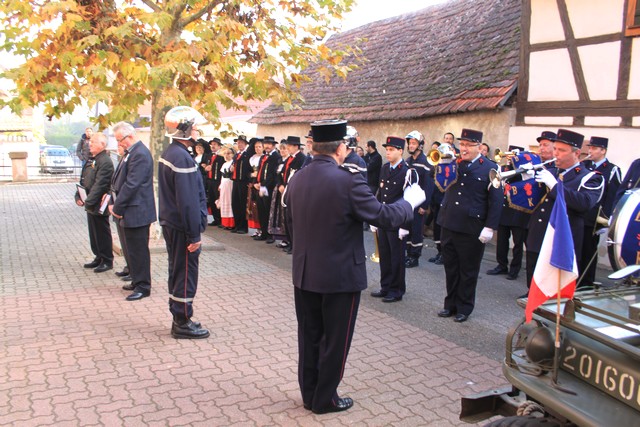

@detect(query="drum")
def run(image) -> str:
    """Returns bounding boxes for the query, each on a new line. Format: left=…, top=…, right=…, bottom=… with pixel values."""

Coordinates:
left=607, top=188, right=640, bottom=271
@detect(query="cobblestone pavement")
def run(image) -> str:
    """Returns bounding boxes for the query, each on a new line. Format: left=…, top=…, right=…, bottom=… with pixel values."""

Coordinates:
left=0, top=182, right=505, bottom=426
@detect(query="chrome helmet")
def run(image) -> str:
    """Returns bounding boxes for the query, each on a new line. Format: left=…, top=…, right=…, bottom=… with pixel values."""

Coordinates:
left=344, top=125, right=359, bottom=148
left=164, top=106, right=207, bottom=140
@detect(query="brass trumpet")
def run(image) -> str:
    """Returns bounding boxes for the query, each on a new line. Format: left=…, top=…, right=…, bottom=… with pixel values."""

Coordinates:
left=493, top=148, right=521, bottom=163
left=427, top=144, right=458, bottom=166
left=370, top=230, right=380, bottom=263
left=489, top=158, right=556, bottom=189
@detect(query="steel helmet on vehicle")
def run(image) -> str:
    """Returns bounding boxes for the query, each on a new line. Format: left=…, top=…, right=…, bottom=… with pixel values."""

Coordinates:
left=164, top=106, right=207, bottom=140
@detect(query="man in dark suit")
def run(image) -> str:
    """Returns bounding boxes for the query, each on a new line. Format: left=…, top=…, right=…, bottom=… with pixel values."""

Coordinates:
left=75, top=132, right=114, bottom=273
left=158, top=106, right=210, bottom=339
left=230, top=135, right=251, bottom=234
left=579, top=136, right=620, bottom=287
left=525, top=129, right=604, bottom=293
left=205, top=137, right=225, bottom=226
left=254, top=136, right=281, bottom=242
left=284, top=119, right=424, bottom=415
left=110, top=122, right=157, bottom=301
left=364, top=140, right=382, bottom=195
left=437, top=129, right=502, bottom=323
left=404, top=130, right=435, bottom=269
left=369, top=136, right=411, bottom=303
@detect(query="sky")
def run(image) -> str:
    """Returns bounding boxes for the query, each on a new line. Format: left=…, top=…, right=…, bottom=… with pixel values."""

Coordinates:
left=341, top=0, right=448, bottom=30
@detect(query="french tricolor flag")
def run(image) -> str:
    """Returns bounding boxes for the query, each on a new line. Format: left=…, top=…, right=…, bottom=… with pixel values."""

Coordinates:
left=525, top=179, right=578, bottom=323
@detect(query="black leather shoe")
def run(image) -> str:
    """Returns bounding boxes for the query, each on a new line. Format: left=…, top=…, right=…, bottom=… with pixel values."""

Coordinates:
left=121, top=275, right=132, bottom=282
left=428, top=254, right=438, bottom=263
left=437, top=309, right=454, bottom=318
left=208, top=221, right=217, bottom=226
left=171, top=320, right=210, bottom=339
left=312, top=397, right=354, bottom=414
left=236, top=230, right=247, bottom=235
left=83, top=258, right=101, bottom=269
left=370, top=290, right=387, bottom=298
left=486, top=265, right=508, bottom=275
left=405, top=258, right=419, bottom=268
left=122, top=283, right=135, bottom=291
left=434, top=254, right=444, bottom=265
left=94, top=263, right=113, bottom=273
left=285, top=248, right=292, bottom=255
left=506, top=272, right=518, bottom=280
left=115, top=268, right=130, bottom=277
left=275, top=241, right=289, bottom=249
left=453, top=314, right=469, bottom=323
left=254, top=235, right=267, bottom=241
left=382, top=295, right=402, bottom=303
left=265, top=237, right=275, bottom=244
left=126, top=291, right=150, bottom=301
left=517, top=293, right=529, bottom=299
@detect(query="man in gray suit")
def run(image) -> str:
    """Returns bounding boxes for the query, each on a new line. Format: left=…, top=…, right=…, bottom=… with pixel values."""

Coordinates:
left=109, top=122, right=157, bottom=301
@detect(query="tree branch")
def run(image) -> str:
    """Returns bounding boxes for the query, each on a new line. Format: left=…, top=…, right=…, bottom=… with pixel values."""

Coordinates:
left=180, top=1, right=221, bottom=28
left=138, top=0, right=161, bottom=13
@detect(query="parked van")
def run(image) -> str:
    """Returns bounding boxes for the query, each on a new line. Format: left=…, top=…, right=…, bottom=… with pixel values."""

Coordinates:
left=39, top=146, right=75, bottom=174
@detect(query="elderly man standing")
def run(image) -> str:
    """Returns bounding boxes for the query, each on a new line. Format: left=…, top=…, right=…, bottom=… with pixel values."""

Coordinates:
left=285, top=119, right=424, bottom=414
left=76, top=132, right=114, bottom=273
left=158, top=106, right=210, bottom=339
left=110, top=122, right=157, bottom=301
left=437, top=129, right=502, bottom=323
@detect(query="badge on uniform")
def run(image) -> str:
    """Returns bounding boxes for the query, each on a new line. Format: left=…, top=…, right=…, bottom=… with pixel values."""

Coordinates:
left=435, top=163, right=457, bottom=192
left=505, top=152, right=548, bottom=214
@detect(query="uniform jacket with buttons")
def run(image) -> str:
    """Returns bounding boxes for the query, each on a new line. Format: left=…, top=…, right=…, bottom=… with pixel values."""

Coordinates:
left=500, top=163, right=530, bottom=228
left=376, top=159, right=411, bottom=230
left=406, top=152, right=435, bottom=211
left=526, top=165, right=603, bottom=254
left=583, top=158, right=621, bottom=225
left=158, top=141, right=207, bottom=244
left=437, top=155, right=502, bottom=235
left=614, top=158, right=640, bottom=207
left=111, top=140, right=157, bottom=228
left=284, top=155, right=413, bottom=293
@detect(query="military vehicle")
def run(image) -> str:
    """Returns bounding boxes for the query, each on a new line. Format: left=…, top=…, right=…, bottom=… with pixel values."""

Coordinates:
left=460, top=189, right=640, bottom=426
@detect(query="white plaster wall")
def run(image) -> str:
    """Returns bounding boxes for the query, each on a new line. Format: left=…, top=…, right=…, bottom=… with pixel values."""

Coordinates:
left=628, top=38, right=640, bottom=99
left=578, top=42, right=620, bottom=100
left=528, top=49, right=579, bottom=101
left=524, top=116, right=574, bottom=126
left=565, top=0, right=624, bottom=39
left=584, top=116, right=622, bottom=127
left=530, top=0, right=565, bottom=44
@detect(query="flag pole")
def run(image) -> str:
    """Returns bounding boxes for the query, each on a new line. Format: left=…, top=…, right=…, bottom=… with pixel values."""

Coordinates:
left=552, top=270, right=562, bottom=384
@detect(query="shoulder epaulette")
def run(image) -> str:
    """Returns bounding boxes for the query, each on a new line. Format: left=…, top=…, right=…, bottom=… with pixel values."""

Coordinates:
left=340, top=163, right=363, bottom=174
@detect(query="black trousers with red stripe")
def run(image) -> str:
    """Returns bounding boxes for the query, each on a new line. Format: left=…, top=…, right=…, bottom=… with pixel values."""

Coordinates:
left=294, top=287, right=360, bottom=411
left=163, top=226, right=200, bottom=322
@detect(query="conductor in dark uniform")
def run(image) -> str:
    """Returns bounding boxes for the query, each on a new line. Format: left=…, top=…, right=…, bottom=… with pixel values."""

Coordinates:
left=579, top=136, right=621, bottom=287
left=284, top=119, right=424, bottom=414
left=404, top=130, right=435, bottom=268
left=158, top=106, right=210, bottom=339
left=437, top=129, right=502, bottom=323
left=370, top=136, right=412, bottom=303
left=525, top=129, right=604, bottom=291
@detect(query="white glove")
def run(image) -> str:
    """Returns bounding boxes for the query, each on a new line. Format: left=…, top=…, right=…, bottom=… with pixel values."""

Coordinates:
left=403, top=183, right=426, bottom=210
left=595, top=227, right=608, bottom=236
left=259, top=186, right=269, bottom=197
left=520, top=162, right=535, bottom=180
left=370, top=225, right=378, bottom=233
left=398, top=228, right=409, bottom=240
left=535, top=168, right=557, bottom=190
left=478, top=227, right=494, bottom=244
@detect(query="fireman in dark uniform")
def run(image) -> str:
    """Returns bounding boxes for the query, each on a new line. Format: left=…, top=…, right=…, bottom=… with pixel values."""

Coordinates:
left=525, top=129, right=604, bottom=293
left=404, top=130, right=435, bottom=268
left=614, top=158, right=640, bottom=207
left=436, top=129, right=502, bottom=323
left=254, top=136, right=281, bottom=241
left=486, top=145, right=530, bottom=281
left=205, top=137, right=225, bottom=226
left=230, top=135, right=252, bottom=234
left=158, top=106, right=210, bottom=339
left=284, top=119, right=423, bottom=414
left=342, top=125, right=367, bottom=178
left=579, top=136, right=621, bottom=287
left=370, top=136, right=412, bottom=303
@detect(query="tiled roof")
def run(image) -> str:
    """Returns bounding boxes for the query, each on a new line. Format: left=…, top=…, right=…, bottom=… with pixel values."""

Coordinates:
left=252, top=0, right=520, bottom=124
